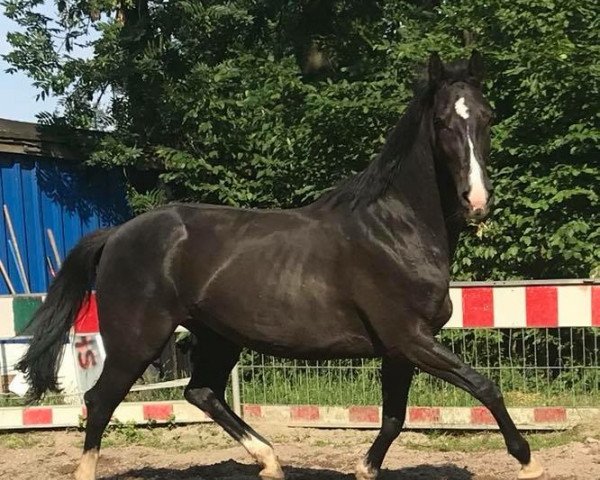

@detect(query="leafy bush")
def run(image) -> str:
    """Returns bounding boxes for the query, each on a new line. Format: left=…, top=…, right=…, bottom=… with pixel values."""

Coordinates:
left=3, top=0, right=598, bottom=279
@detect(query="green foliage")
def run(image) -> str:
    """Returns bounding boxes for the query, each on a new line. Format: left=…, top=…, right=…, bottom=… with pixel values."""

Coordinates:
left=2, top=0, right=598, bottom=279
left=105, top=419, right=146, bottom=443
left=445, top=0, right=600, bottom=279
left=126, top=186, right=166, bottom=215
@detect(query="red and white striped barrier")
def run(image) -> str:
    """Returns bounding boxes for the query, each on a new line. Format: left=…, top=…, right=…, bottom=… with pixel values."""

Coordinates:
left=242, top=404, right=600, bottom=430
left=0, top=401, right=211, bottom=430
left=0, top=401, right=598, bottom=431
left=446, top=281, right=599, bottom=328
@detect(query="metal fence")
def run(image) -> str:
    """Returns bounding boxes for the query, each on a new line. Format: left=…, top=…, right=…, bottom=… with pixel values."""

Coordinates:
left=236, top=327, right=600, bottom=408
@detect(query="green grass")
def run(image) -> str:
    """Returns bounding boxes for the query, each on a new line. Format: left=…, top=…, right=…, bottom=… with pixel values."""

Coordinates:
left=0, top=432, right=46, bottom=449
left=401, top=429, right=582, bottom=453
left=237, top=364, right=600, bottom=407
left=101, top=421, right=165, bottom=449
left=0, top=394, right=66, bottom=407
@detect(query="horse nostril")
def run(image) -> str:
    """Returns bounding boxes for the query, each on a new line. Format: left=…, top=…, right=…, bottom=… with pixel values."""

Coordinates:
left=461, top=191, right=470, bottom=204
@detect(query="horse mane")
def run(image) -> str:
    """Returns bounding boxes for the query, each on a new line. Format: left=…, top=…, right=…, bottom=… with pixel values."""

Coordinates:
left=312, top=58, right=476, bottom=210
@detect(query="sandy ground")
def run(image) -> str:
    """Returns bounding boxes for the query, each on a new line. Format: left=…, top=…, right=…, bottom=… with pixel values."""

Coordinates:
left=0, top=422, right=599, bottom=480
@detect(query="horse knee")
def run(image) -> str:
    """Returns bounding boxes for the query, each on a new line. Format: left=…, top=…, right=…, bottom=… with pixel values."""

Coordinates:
left=475, top=379, right=503, bottom=405
left=380, top=415, right=404, bottom=438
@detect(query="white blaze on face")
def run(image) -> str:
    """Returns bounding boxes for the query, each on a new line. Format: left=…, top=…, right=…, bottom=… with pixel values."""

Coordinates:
left=455, top=96, right=487, bottom=210
left=466, top=131, right=488, bottom=210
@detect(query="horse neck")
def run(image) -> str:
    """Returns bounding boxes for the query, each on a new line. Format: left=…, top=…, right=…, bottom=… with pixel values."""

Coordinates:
left=311, top=95, right=464, bottom=258
left=433, top=159, right=465, bottom=258
left=369, top=111, right=455, bottom=256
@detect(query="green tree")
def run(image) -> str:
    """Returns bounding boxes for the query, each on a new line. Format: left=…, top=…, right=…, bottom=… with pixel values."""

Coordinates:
left=439, top=1, right=600, bottom=279
left=3, top=0, right=598, bottom=279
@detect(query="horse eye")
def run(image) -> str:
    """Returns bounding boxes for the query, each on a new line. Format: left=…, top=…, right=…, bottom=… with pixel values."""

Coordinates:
left=433, top=117, right=445, bottom=128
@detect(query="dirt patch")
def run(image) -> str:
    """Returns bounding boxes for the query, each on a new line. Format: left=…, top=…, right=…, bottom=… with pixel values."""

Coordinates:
left=0, top=423, right=598, bottom=479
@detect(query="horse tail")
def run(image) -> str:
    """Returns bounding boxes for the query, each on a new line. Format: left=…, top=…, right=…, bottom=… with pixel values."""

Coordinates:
left=16, top=228, right=115, bottom=401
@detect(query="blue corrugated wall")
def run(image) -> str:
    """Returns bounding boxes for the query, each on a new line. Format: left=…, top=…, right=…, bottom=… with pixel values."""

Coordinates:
left=0, top=154, right=131, bottom=293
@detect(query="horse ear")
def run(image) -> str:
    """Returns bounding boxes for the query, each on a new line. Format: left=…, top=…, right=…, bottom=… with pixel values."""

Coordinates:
left=428, top=52, right=444, bottom=86
left=468, top=50, right=484, bottom=84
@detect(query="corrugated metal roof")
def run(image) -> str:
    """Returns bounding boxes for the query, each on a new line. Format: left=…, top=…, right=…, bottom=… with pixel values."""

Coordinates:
left=0, top=118, right=98, bottom=161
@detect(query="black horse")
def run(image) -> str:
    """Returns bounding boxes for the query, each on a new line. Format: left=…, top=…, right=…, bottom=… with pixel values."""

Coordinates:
left=18, top=52, right=546, bottom=480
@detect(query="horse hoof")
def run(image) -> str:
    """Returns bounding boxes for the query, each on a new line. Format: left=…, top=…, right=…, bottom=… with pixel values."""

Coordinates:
left=259, top=466, right=285, bottom=480
left=518, top=472, right=547, bottom=480
left=517, top=457, right=547, bottom=480
left=355, top=472, right=377, bottom=480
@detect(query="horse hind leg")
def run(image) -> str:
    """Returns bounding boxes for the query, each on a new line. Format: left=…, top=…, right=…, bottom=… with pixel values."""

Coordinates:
left=74, top=307, right=179, bottom=480
left=184, top=326, right=284, bottom=480
left=75, top=358, right=141, bottom=480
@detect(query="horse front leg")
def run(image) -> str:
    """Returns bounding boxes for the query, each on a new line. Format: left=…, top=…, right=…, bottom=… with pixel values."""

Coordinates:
left=399, top=330, right=546, bottom=480
left=356, top=358, right=415, bottom=480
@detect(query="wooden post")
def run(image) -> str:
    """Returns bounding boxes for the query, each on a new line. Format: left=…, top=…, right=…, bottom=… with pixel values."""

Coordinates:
left=231, top=363, right=242, bottom=417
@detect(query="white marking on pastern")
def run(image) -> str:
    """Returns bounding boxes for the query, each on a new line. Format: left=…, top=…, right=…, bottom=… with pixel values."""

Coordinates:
left=355, top=457, right=378, bottom=480
left=74, top=449, right=99, bottom=480
left=241, top=435, right=284, bottom=479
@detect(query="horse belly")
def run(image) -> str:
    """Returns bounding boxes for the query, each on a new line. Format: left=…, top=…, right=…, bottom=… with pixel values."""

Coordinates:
left=193, top=297, right=376, bottom=359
